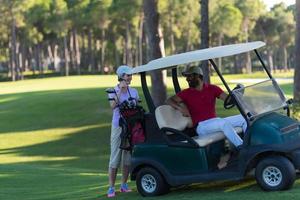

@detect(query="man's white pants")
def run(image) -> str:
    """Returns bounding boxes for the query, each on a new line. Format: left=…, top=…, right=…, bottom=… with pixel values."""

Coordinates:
left=196, top=114, right=247, bottom=147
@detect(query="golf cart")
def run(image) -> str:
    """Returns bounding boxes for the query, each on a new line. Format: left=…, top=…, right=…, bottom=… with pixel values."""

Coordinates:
left=129, top=41, right=300, bottom=196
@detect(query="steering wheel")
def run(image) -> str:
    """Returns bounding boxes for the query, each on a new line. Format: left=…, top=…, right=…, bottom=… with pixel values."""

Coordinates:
left=223, top=84, right=245, bottom=109
left=224, top=94, right=235, bottom=109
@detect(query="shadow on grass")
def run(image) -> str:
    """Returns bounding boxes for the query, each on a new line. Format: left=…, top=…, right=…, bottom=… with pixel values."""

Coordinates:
left=0, top=162, right=103, bottom=200
left=0, top=87, right=148, bottom=134
left=0, top=125, right=111, bottom=200
left=1, top=82, right=295, bottom=200
left=0, top=125, right=110, bottom=170
left=0, top=87, right=124, bottom=199
left=0, top=85, right=147, bottom=199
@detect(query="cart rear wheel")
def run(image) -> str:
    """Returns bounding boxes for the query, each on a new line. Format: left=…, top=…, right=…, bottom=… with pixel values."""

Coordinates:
left=255, top=156, right=295, bottom=191
left=136, top=167, right=169, bottom=196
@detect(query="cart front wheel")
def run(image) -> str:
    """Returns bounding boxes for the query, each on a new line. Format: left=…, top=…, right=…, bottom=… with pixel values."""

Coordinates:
left=136, top=167, right=169, bottom=196
left=255, top=156, right=295, bottom=191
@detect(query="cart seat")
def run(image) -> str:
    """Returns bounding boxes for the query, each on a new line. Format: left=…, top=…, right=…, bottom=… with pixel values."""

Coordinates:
left=155, top=105, right=243, bottom=147
left=155, top=105, right=193, bottom=132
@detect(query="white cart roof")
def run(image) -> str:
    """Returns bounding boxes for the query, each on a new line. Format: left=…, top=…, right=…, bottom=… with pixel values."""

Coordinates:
left=131, top=41, right=265, bottom=74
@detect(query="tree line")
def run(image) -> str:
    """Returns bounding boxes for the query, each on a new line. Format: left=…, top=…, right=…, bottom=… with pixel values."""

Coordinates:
left=0, top=0, right=296, bottom=82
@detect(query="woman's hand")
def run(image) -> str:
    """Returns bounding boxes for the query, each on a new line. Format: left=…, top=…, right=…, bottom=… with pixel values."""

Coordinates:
left=119, top=80, right=128, bottom=92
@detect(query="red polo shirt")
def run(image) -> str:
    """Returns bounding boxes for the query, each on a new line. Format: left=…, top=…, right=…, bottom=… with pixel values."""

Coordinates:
left=177, top=84, right=223, bottom=126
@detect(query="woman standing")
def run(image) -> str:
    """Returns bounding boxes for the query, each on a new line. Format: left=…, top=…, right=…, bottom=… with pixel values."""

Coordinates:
left=107, top=65, right=139, bottom=198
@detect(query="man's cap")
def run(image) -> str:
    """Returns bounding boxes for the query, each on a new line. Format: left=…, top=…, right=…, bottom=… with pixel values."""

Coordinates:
left=182, top=66, right=203, bottom=76
left=116, top=65, right=132, bottom=77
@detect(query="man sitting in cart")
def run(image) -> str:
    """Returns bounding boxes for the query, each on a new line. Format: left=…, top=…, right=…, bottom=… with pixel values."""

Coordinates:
left=166, top=66, right=247, bottom=149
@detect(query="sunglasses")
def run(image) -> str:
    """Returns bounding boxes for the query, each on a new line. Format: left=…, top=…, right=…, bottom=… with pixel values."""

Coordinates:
left=185, top=73, right=198, bottom=78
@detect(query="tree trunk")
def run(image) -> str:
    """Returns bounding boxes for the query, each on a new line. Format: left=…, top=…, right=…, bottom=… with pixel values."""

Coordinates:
left=17, top=42, right=24, bottom=80
left=273, top=51, right=278, bottom=72
left=69, top=32, right=74, bottom=72
left=72, top=29, right=81, bottom=75
left=80, top=32, right=87, bottom=70
left=34, top=43, right=42, bottom=75
left=199, top=0, right=210, bottom=83
left=39, top=43, right=44, bottom=75
left=8, top=40, right=13, bottom=78
left=100, top=29, right=106, bottom=71
left=53, top=44, right=58, bottom=72
left=135, top=39, right=139, bottom=67
left=143, top=0, right=167, bottom=106
left=15, top=42, right=21, bottom=80
left=168, top=4, right=175, bottom=54
left=282, top=46, right=288, bottom=71
left=21, top=43, right=27, bottom=76
left=95, top=39, right=100, bottom=72
left=48, top=44, right=54, bottom=70
left=28, top=47, right=35, bottom=75
left=87, top=29, right=93, bottom=72
left=114, top=36, right=120, bottom=69
left=218, top=33, right=223, bottom=73
left=241, top=17, right=252, bottom=74
left=245, top=52, right=252, bottom=73
left=138, top=12, right=144, bottom=65
left=233, top=55, right=238, bottom=74
left=10, top=17, right=17, bottom=81
left=63, top=36, right=70, bottom=76
left=145, top=32, right=150, bottom=65
left=91, top=36, right=96, bottom=72
left=294, top=0, right=300, bottom=114
left=125, top=21, right=133, bottom=66
left=185, top=11, right=192, bottom=52
left=185, top=27, right=191, bottom=51
left=267, top=49, right=274, bottom=74
left=87, top=30, right=92, bottom=72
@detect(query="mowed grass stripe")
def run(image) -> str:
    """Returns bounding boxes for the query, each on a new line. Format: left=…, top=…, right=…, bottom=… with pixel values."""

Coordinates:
left=0, top=74, right=297, bottom=200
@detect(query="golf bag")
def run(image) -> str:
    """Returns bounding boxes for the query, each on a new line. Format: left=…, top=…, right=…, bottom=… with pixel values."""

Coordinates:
left=119, top=100, right=145, bottom=151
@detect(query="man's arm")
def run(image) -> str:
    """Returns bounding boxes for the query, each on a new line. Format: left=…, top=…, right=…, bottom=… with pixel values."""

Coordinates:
left=219, top=84, right=245, bottom=102
left=219, top=92, right=228, bottom=101
left=166, top=95, right=191, bottom=117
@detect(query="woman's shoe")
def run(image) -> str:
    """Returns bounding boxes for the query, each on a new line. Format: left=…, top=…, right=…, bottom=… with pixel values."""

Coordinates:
left=107, top=187, right=116, bottom=198
left=120, top=183, right=132, bottom=193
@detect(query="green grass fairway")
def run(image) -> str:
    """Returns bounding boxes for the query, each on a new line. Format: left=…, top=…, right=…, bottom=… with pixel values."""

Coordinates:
left=0, top=75, right=298, bottom=200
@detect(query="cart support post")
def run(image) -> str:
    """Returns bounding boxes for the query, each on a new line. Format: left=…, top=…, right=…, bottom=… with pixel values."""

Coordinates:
left=141, top=72, right=155, bottom=113
left=172, top=67, right=181, bottom=94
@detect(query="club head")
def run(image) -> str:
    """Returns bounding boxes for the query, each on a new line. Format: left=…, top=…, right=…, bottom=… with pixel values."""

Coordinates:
left=128, top=97, right=142, bottom=103
left=287, top=98, right=293, bottom=105
left=236, top=83, right=245, bottom=89
left=105, top=88, right=116, bottom=94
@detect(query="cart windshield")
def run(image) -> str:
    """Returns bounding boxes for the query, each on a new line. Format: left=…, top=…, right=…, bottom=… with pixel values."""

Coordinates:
left=232, top=79, right=287, bottom=119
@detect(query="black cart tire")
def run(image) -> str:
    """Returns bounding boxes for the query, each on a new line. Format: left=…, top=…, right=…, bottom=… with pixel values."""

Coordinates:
left=136, top=167, right=169, bottom=196
left=255, top=156, right=296, bottom=191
